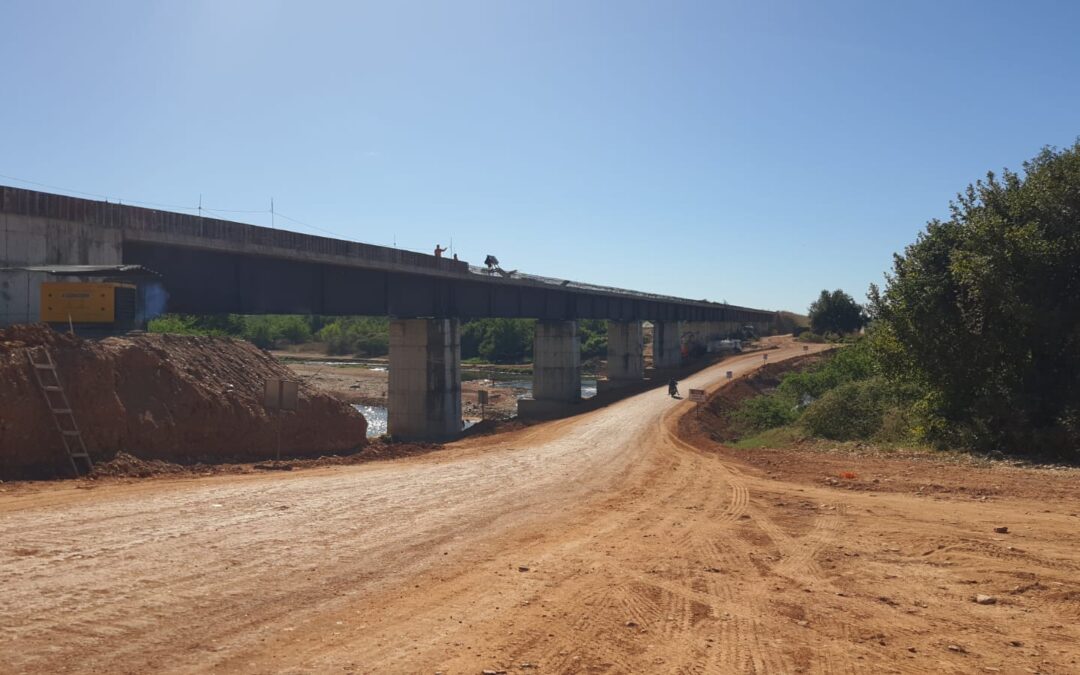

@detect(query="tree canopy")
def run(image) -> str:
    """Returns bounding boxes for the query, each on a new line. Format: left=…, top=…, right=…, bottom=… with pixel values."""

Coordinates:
left=871, top=142, right=1080, bottom=454
left=808, top=289, right=865, bottom=335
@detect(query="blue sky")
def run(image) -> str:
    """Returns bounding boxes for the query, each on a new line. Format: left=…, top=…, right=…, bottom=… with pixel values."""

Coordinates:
left=3, top=1, right=1078, bottom=313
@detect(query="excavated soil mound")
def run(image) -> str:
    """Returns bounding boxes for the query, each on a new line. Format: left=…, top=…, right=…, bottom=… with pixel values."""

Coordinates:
left=0, top=325, right=366, bottom=480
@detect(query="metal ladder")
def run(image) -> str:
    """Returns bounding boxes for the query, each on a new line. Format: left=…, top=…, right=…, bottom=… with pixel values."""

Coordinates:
left=25, top=346, right=93, bottom=477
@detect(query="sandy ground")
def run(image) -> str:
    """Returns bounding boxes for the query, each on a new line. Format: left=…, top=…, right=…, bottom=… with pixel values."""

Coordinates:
left=2, top=340, right=1079, bottom=674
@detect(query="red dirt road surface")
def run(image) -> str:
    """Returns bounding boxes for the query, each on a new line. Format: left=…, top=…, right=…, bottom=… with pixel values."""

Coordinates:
left=3, top=340, right=1080, bottom=674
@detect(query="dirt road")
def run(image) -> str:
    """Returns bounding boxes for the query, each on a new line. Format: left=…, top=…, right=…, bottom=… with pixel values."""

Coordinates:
left=3, top=342, right=1079, bottom=674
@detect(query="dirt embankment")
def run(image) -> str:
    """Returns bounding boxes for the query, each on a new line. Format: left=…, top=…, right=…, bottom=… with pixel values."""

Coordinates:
left=0, top=325, right=366, bottom=480
left=680, top=352, right=824, bottom=443
left=681, top=347, right=1080, bottom=503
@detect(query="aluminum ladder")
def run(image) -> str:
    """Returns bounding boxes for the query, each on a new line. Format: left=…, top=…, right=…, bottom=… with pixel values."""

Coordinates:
left=25, top=346, right=93, bottom=477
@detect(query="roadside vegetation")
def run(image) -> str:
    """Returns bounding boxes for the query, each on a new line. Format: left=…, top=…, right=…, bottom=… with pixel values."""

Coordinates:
left=738, top=142, right=1080, bottom=462
left=733, top=334, right=923, bottom=447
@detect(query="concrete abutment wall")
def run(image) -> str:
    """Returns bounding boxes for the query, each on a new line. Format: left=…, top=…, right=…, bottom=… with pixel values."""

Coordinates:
left=0, top=211, right=122, bottom=324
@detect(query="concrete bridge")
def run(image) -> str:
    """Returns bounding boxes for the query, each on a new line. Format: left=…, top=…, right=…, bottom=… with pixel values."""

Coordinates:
left=1, top=185, right=776, bottom=439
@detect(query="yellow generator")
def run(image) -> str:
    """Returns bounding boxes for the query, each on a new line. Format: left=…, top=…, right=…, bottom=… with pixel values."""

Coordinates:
left=41, top=282, right=138, bottom=333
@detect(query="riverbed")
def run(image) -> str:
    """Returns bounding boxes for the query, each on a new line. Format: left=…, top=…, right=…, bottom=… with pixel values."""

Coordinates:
left=354, top=377, right=597, bottom=438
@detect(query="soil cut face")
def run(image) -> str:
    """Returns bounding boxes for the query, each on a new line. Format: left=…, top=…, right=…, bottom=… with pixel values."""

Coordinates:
left=0, top=325, right=366, bottom=480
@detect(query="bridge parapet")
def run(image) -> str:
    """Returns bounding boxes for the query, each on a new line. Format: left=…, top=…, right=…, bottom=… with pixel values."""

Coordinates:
left=0, top=185, right=467, bottom=276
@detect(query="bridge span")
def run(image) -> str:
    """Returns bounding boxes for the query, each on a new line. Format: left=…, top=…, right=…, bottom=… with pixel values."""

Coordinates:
left=2, top=185, right=777, bottom=439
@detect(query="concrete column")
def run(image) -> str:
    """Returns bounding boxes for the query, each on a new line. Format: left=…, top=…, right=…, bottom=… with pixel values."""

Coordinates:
left=388, top=318, right=461, bottom=440
left=652, top=320, right=682, bottom=370
left=533, top=320, right=581, bottom=402
left=606, top=320, right=644, bottom=381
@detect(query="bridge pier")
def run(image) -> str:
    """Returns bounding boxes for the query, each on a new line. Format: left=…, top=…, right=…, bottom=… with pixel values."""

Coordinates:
left=533, top=320, right=582, bottom=402
left=651, top=320, right=683, bottom=371
left=599, top=320, right=643, bottom=391
left=518, top=320, right=581, bottom=418
left=388, top=318, right=462, bottom=441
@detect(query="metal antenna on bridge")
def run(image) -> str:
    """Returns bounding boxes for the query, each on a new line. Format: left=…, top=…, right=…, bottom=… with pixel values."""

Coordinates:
left=270, top=197, right=275, bottom=229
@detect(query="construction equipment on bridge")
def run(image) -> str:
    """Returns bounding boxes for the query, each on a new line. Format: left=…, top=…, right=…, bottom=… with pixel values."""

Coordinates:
left=25, top=346, right=93, bottom=477
left=40, top=281, right=138, bottom=334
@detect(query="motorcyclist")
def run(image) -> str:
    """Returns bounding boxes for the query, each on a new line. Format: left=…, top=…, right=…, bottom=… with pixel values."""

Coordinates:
left=668, top=378, right=680, bottom=398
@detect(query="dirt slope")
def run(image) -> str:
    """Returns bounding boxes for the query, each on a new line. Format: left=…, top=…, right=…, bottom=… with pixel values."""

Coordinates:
left=0, top=325, right=366, bottom=479
left=1, top=341, right=1078, bottom=674
left=684, top=352, right=826, bottom=443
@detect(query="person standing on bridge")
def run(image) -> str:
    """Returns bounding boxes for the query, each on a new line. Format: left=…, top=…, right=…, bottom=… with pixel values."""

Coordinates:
left=434, top=244, right=447, bottom=258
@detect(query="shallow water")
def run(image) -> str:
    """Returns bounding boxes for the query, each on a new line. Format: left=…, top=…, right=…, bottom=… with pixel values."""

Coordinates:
left=473, top=377, right=598, bottom=400
left=352, top=404, right=478, bottom=438
left=354, top=404, right=388, bottom=438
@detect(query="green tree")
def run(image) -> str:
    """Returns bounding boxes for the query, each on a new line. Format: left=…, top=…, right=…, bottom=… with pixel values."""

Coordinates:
left=579, top=319, right=608, bottom=360
left=244, top=319, right=275, bottom=348
left=872, top=142, right=1080, bottom=456
left=478, top=319, right=534, bottom=363
left=316, top=317, right=389, bottom=356
left=808, top=289, right=865, bottom=335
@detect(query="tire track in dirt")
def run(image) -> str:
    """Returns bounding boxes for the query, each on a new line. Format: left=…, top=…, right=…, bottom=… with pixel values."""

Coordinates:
left=5, top=341, right=868, bottom=674
left=656, top=370, right=870, bottom=675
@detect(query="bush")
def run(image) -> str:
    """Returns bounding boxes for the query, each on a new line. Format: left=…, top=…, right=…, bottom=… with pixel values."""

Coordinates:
left=731, top=335, right=926, bottom=444
left=799, top=379, right=890, bottom=440
left=735, top=391, right=800, bottom=432
left=272, top=316, right=312, bottom=344
left=147, top=314, right=245, bottom=337
left=244, top=320, right=275, bottom=348
left=352, top=332, right=389, bottom=357
left=147, top=315, right=199, bottom=335
left=316, top=317, right=389, bottom=357
left=798, top=376, right=924, bottom=442
left=779, top=338, right=877, bottom=401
